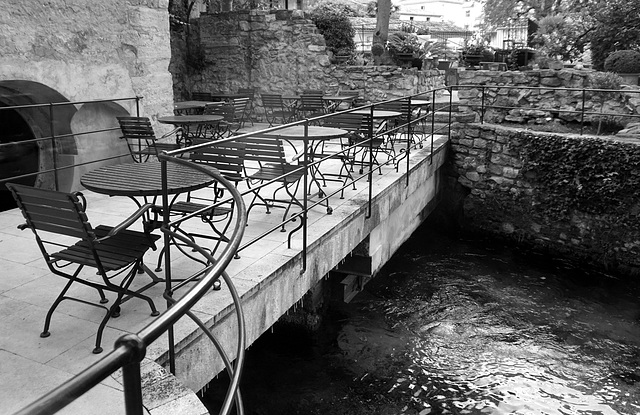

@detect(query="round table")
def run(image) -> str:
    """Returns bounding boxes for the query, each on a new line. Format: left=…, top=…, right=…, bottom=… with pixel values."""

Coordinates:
left=262, top=125, right=347, bottom=141
left=158, top=115, right=224, bottom=143
left=351, top=109, right=402, bottom=119
left=173, top=101, right=216, bottom=115
left=81, top=162, right=216, bottom=199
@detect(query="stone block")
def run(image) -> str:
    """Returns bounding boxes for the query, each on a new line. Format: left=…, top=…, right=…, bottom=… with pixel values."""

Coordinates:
left=465, top=171, right=481, bottom=182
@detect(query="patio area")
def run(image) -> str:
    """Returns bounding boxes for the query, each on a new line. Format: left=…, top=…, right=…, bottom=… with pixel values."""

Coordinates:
left=0, top=123, right=449, bottom=414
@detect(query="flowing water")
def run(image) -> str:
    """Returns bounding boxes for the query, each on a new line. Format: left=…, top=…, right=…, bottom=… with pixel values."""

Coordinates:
left=202, top=224, right=640, bottom=414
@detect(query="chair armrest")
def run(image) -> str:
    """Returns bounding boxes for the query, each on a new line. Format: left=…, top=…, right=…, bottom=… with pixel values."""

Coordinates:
left=159, top=127, right=183, bottom=140
left=97, top=203, right=156, bottom=241
left=288, top=151, right=305, bottom=164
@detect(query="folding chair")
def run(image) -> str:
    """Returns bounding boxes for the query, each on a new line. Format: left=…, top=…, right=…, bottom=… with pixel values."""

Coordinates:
left=313, top=113, right=365, bottom=197
left=7, top=183, right=161, bottom=354
left=238, top=136, right=306, bottom=232
left=204, top=98, right=250, bottom=138
left=340, top=112, right=390, bottom=175
left=155, top=140, right=245, bottom=268
left=117, top=116, right=182, bottom=163
left=192, top=91, right=213, bottom=101
left=298, top=94, right=327, bottom=122
left=237, top=88, right=256, bottom=125
left=261, top=94, right=297, bottom=126
left=376, top=99, right=415, bottom=148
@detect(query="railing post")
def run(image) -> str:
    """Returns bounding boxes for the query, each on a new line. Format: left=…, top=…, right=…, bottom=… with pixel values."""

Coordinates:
left=49, top=103, right=59, bottom=191
left=302, top=120, right=309, bottom=272
left=580, top=88, right=586, bottom=135
left=405, top=97, right=411, bottom=186
left=122, top=362, right=144, bottom=415
left=480, top=86, right=485, bottom=124
left=160, top=158, right=177, bottom=375
left=366, top=104, right=374, bottom=219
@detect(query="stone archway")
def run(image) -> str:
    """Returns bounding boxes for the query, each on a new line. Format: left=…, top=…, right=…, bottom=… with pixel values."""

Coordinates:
left=0, top=80, right=131, bottom=210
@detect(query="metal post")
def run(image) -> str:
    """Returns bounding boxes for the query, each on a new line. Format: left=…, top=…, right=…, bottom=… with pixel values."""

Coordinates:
left=49, top=103, right=59, bottom=191
left=160, top=159, right=176, bottom=375
left=122, top=362, right=144, bottom=415
left=366, top=105, right=374, bottom=219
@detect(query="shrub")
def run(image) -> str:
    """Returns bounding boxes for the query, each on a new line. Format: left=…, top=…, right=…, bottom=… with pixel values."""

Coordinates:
left=309, top=2, right=356, bottom=57
left=604, top=50, right=640, bottom=73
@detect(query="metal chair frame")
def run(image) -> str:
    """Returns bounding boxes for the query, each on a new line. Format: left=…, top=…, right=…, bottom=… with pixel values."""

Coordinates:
left=117, top=116, right=182, bottom=163
left=7, top=183, right=162, bottom=354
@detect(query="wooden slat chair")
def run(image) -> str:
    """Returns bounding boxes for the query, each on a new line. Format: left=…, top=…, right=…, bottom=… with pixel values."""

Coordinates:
left=339, top=112, right=390, bottom=175
left=204, top=98, right=251, bottom=138
left=261, top=94, right=297, bottom=126
left=7, top=183, right=161, bottom=354
left=297, top=94, right=327, bottom=122
left=191, top=91, right=213, bottom=101
left=155, top=140, right=246, bottom=268
left=376, top=99, right=416, bottom=148
left=237, top=88, right=256, bottom=125
left=313, top=113, right=365, bottom=197
left=335, top=90, right=362, bottom=111
left=237, top=136, right=306, bottom=232
left=117, top=116, right=182, bottom=163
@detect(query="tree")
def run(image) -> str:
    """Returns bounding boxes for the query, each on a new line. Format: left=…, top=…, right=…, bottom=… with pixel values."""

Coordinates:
left=372, top=0, right=392, bottom=64
left=588, top=0, right=640, bottom=70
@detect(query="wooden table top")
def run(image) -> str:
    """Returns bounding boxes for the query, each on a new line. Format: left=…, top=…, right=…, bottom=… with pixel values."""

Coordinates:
left=81, top=162, right=217, bottom=198
left=351, top=109, right=402, bottom=118
left=173, top=101, right=217, bottom=110
left=158, top=115, right=224, bottom=125
left=262, top=125, right=347, bottom=140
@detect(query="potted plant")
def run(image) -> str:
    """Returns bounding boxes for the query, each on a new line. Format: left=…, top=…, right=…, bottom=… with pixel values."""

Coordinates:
left=604, top=50, right=640, bottom=86
left=387, top=32, right=425, bottom=68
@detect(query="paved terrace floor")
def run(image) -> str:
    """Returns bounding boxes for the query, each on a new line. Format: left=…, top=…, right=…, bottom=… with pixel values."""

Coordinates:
left=0, top=125, right=449, bottom=414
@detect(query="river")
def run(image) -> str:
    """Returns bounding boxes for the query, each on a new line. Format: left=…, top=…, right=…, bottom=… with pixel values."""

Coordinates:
left=201, top=223, right=640, bottom=414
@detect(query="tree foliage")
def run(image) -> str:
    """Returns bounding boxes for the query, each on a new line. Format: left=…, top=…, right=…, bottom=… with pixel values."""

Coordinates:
left=588, top=0, right=640, bottom=70
left=309, top=2, right=356, bottom=56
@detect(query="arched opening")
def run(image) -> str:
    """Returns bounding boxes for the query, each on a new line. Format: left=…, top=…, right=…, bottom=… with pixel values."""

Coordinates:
left=0, top=107, right=38, bottom=211
left=0, top=80, right=77, bottom=211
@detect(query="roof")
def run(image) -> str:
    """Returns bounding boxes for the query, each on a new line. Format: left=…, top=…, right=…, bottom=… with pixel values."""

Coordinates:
left=349, top=17, right=468, bottom=34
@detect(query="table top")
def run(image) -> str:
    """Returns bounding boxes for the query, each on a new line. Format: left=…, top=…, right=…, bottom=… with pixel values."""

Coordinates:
left=210, top=93, right=252, bottom=100
left=158, top=115, right=224, bottom=125
left=351, top=109, right=402, bottom=118
left=281, top=95, right=357, bottom=102
left=173, top=101, right=216, bottom=110
left=262, top=125, right=347, bottom=140
left=81, top=162, right=216, bottom=197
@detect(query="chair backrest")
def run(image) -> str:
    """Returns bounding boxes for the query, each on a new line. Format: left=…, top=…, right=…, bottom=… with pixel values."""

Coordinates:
left=117, top=116, right=156, bottom=140
left=302, top=89, right=324, bottom=95
left=7, top=183, right=95, bottom=243
left=377, top=98, right=411, bottom=119
left=229, top=97, right=250, bottom=123
left=237, top=88, right=255, bottom=99
left=192, top=91, right=212, bottom=101
left=238, top=136, right=290, bottom=176
left=261, top=93, right=286, bottom=109
left=190, top=140, right=246, bottom=184
left=203, top=102, right=231, bottom=120
left=299, top=94, right=326, bottom=113
left=324, top=113, right=373, bottom=144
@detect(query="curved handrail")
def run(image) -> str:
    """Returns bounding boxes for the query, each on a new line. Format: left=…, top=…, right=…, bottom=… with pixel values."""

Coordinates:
left=14, top=155, right=247, bottom=415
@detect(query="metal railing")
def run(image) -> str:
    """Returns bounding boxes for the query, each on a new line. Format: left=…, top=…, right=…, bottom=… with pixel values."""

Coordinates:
left=7, top=89, right=451, bottom=415
left=458, top=84, right=640, bottom=135
left=0, top=97, right=142, bottom=191
left=14, top=155, right=248, bottom=415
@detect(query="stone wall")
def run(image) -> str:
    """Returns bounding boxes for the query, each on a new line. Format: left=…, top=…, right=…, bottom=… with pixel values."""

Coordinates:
left=176, top=10, right=445, bottom=110
left=0, top=0, right=175, bottom=118
left=450, top=122, right=640, bottom=275
left=456, top=68, right=640, bottom=127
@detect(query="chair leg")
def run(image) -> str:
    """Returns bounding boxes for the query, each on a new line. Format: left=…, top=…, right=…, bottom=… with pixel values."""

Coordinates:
left=40, top=276, right=77, bottom=339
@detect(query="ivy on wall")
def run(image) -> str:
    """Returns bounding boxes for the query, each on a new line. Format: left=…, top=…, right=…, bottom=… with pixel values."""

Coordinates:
left=520, top=132, right=640, bottom=223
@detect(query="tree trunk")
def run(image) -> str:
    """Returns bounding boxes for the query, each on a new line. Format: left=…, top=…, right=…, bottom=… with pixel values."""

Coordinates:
left=372, top=0, right=391, bottom=65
